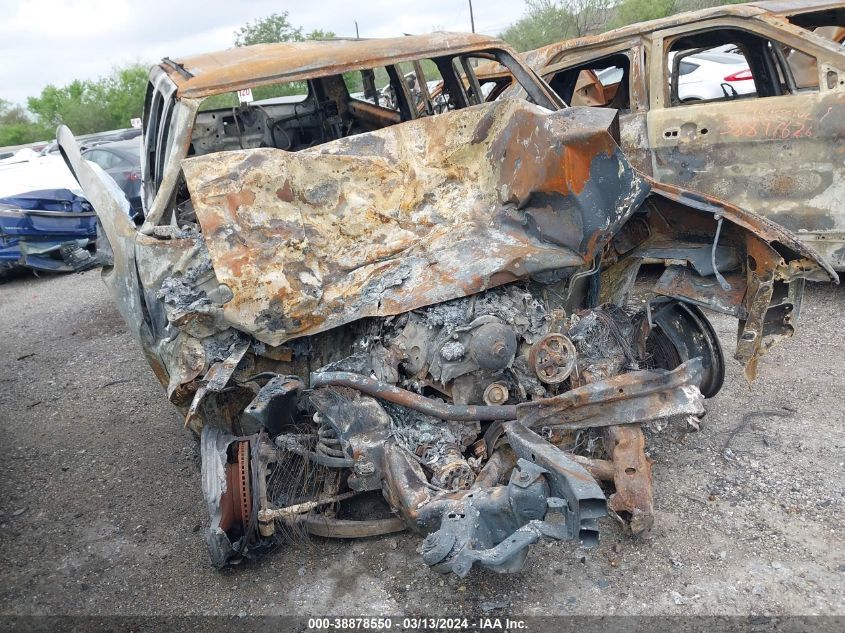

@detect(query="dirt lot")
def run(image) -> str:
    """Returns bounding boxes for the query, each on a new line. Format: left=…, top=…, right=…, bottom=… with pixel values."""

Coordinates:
left=0, top=269, right=843, bottom=617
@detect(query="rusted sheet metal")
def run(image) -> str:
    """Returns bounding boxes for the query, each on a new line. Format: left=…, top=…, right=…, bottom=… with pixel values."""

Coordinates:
left=603, top=424, right=654, bottom=536
left=565, top=454, right=615, bottom=482
left=167, top=32, right=504, bottom=98
left=465, top=59, right=510, bottom=83
left=647, top=94, right=845, bottom=269
left=654, top=265, right=747, bottom=316
left=182, top=99, right=647, bottom=346
left=646, top=178, right=839, bottom=283
left=138, top=74, right=198, bottom=231
left=637, top=185, right=834, bottom=379
left=645, top=181, right=838, bottom=283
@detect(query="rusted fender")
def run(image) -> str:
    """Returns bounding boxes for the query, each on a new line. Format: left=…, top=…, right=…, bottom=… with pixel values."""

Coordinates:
left=647, top=177, right=838, bottom=285
left=181, top=99, right=649, bottom=346
left=638, top=180, right=836, bottom=379
left=56, top=125, right=139, bottom=325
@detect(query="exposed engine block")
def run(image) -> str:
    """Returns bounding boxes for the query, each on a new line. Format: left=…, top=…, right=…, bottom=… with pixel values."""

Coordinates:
left=301, top=285, right=663, bottom=500
left=207, top=283, right=714, bottom=575
left=387, top=286, right=553, bottom=404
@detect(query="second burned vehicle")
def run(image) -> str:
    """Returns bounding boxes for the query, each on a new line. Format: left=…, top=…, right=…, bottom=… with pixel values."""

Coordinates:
left=59, top=33, right=835, bottom=576
left=520, top=0, right=845, bottom=270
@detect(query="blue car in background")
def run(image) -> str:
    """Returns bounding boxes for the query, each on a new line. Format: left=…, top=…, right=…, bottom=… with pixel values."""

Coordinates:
left=0, top=144, right=109, bottom=275
left=0, top=128, right=144, bottom=276
left=0, top=188, right=97, bottom=274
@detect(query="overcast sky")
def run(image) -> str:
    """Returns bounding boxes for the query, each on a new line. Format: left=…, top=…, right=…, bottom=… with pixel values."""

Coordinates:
left=0, top=0, right=528, bottom=106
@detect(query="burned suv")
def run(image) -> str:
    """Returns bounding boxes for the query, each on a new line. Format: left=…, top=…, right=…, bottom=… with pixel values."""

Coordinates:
left=522, top=0, right=845, bottom=270
left=59, top=33, right=835, bottom=576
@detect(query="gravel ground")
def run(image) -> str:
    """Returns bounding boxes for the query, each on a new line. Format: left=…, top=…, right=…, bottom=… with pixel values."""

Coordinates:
left=0, top=269, right=843, bottom=617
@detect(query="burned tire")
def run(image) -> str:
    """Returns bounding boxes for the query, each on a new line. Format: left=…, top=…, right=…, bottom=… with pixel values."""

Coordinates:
left=646, top=300, right=725, bottom=398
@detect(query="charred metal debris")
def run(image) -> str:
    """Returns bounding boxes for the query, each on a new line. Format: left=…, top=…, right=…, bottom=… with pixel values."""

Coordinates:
left=57, top=32, right=836, bottom=577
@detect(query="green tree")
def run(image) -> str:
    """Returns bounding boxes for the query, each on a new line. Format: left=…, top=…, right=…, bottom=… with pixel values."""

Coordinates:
left=27, top=63, right=148, bottom=135
left=91, top=64, right=148, bottom=129
left=0, top=99, right=33, bottom=127
left=235, top=12, right=302, bottom=46
left=500, top=1, right=576, bottom=51
left=305, top=29, right=336, bottom=41
left=611, top=0, right=746, bottom=29
left=564, top=0, right=613, bottom=37
left=500, top=0, right=610, bottom=52
left=234, top=12, right=336, bottom=47
left=0, top=99, right=51, bottom=146
left=224, top=13, right=336, bottom=104
left=500, top=0, right=749, bottom=49
left=612, top=0, right=676, bottom=27
left=675, top=0, right=745, bottom=11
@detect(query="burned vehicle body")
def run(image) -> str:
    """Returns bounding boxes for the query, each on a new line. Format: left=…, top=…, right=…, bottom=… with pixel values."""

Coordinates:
left=58, top=33, right=835, bottom=576
left=518, top=0, right=845, bottom=270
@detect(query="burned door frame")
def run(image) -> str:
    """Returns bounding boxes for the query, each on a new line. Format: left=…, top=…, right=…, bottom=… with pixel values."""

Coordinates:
left=138, top=68, right=200, bottom=234
left=541, top=38, right=652, bottom=175
left=646, top=17, right=845, bottom=269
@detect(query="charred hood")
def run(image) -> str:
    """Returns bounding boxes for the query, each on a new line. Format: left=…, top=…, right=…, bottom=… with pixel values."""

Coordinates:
left=181, top=100, right=648, bottom=346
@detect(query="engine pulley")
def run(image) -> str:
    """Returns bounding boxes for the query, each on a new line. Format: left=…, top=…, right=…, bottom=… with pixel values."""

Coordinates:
left=530, top=333, right=577, bottom=385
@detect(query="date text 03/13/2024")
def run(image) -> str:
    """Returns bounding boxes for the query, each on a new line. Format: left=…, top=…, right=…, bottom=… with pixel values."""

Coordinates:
left=306, top=617, right=528, bottom=630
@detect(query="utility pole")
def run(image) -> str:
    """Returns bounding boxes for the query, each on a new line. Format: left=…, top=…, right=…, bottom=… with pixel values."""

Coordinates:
left=355, top=21, right=360, bottom=38
left=468, top=0, right=475, bottom=33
